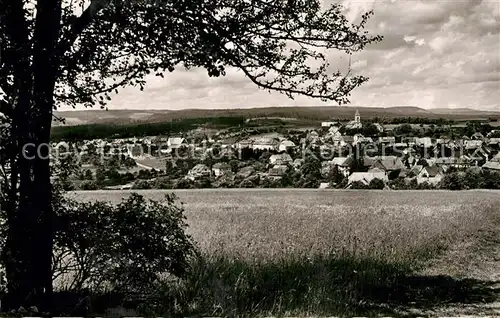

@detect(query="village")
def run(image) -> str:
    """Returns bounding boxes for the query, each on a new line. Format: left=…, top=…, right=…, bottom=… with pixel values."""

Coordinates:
left=50, top=110, right=500, bottom=191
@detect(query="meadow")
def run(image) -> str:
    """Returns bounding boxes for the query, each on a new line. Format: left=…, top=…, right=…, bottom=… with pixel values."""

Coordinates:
left=70, top=189, right=500, bottom=316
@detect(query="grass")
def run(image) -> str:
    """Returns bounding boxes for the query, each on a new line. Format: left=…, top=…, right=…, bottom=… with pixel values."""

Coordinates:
left=70, top=189, right=500, bottom=316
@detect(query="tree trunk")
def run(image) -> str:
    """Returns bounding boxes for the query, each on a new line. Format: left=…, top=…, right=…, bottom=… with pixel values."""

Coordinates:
left=3, top=0, right=62, bottom=312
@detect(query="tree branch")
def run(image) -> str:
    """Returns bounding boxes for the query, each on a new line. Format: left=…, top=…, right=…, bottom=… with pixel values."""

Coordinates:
left=57, top=0, right=112, bottom=58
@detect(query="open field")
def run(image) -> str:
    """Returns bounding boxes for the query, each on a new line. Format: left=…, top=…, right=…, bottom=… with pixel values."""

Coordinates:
left=69, top=189, right=500, bottom=316
left=69, top=189, right=500, bottom=261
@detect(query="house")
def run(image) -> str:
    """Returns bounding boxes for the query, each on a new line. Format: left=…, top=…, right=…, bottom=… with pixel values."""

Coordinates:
left=269, top=153, right=293, bottom=165
left=373, top=123, right=384, bottom=133
left=331, top=134, right=347, bottom=147
left=329, top=156, right=353, bottom=177
left=347, top=171, right=388, bottom=187
left=187, top=164, right=211, bottom=180
left=415, top=137, right=433, bottom=148
left=468, top=147, right=491, bottom=166
left=464, top=140, right=483, bottom=150
left=434, top=157, right=471, bottom=171
left=482, top=160, right=500, bottom=171
left=378, top=136, right=396, bottom=145
left=319, top=182, right=331, bottom=189
left=307, top=131, right=320, bottom=143
left=471, top=132, right=485, bottom=140
left=236, top=139, right=253, bottom=149
left=269, top=164, right=288, bottom=176
left=167, top=137, right=187, bottom=149
left=487, top=138, right=500, bottom=147
left=220, top=147, right=237, bottom=158
left=407, top=164, right=424, bottom=177
left=368, top=156, right=405, bottom=173
left=416, top=165, right=444, bottom=185
left=220, top=137, right=237, bottom=149
left=436, top=138, right=451, bottom=145
left=252, top=138, right=277, bottom=151
left=487, top=130, right=500, bottom=138
left=321, top=121, right=340, bottom=128
left=353, top=134, right=372, bottom=145
left=212, top=162, right=232, bottom=177
left=328, top=126, right=341, bottom=134
left=353, top=134, right=364, bottom=144
left=342, top=136, right=354, bottom=145
left=142, top=137, right=153, bottom=145
left=278, top=140, right=296, bottom=152
left=237, top=166, right=255, bottom=178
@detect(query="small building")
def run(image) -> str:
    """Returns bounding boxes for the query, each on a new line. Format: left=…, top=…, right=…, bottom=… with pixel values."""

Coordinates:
left=329, top=156, right=353, bottom=177
left=321, top=121, right=340, bottom=128
left=269, top=164, right=289, bottom=176
left=378, top=136, right=396, bottom=145
left=319, top=182, right=331, bottom=189
left=347, top=171, right=388, bottom=187
left=368, top=156, right=405, bottom=173
left=212, top=162, right=232, bottom=177
left=269, top=153, right=293, bottom=165
left=187, top=164, right=211, bottom=180
left=252, top=138, right=277, bottom=151
left=416, top=165, right=444, bottom=185
left=471, top=132, right=485, bottom=140
left=278, top=140, right=296, bottom=152
left=464, top=140, right=483, bottom=150
left=167, top=137, right=187, bottom=149
left=482, top=160, right=500, bottom=171
left=434, top=157, right=471, bottom=170
left=236, top=139, right=253, bottom=149
left=237, top=166, right=255, bottom=178
left=373, top=123, right=384, bottom=133
left=415, top=137, right=433, bottom=148
left=487, top=138, right=500, bottom=147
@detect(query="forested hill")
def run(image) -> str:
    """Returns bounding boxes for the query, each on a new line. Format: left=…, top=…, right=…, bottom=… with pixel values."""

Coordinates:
left=53, top=106, right=500, bottom=127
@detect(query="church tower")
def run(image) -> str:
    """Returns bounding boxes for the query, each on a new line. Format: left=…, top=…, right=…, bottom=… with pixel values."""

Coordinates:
left=354, top=109, right=360, bottom=123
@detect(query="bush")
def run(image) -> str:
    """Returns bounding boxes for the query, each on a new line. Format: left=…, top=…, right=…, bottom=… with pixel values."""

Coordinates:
left=132, top=180, right=151, bottom=189
left=350, top=181, right=368, bottom=189
left=80, top=180, right=99, bottom=190
left=369, top=178, right=385, bottom=189
left=152, top=176, right=175, bottom=189
left=52, top=191, right=195, bottom=295
left=174, top=178, right=195, bottom=189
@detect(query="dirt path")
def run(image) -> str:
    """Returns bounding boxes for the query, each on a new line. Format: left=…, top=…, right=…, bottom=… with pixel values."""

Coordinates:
left=407, top=227, right=500, bottom=316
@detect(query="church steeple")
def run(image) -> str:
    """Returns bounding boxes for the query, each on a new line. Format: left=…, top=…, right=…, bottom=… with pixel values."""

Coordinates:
left=355, top=109, right=360, bottom=123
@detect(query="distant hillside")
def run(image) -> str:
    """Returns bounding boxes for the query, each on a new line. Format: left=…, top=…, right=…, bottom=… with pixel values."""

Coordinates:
left=53, top=106, right=500, bottom=127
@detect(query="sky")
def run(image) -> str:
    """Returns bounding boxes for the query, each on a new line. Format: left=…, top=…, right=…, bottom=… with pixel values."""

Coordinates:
left=61, top=0, right=500, bottom=112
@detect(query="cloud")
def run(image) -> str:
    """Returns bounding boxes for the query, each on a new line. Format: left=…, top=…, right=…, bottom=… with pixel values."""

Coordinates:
left=61, top=0, right=500, bottom=111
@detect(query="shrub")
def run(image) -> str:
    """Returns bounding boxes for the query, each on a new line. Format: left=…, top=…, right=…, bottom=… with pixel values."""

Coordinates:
left=52, top=191, right=195, bottom=295
left=369, top=178, right=385, bottom=189
left=80, top=180, right=99, bottom=190
left=174, top=178, right=195, bottom=189
left=132, top=180, right=151, bottom=189
left=350, top=181, right=368, bottom=189
left=152, top=176, right=174, bottom=189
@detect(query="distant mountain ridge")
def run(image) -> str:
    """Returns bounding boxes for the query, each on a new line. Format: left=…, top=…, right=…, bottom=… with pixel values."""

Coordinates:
left=53, top=106, right=500, bottom=127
